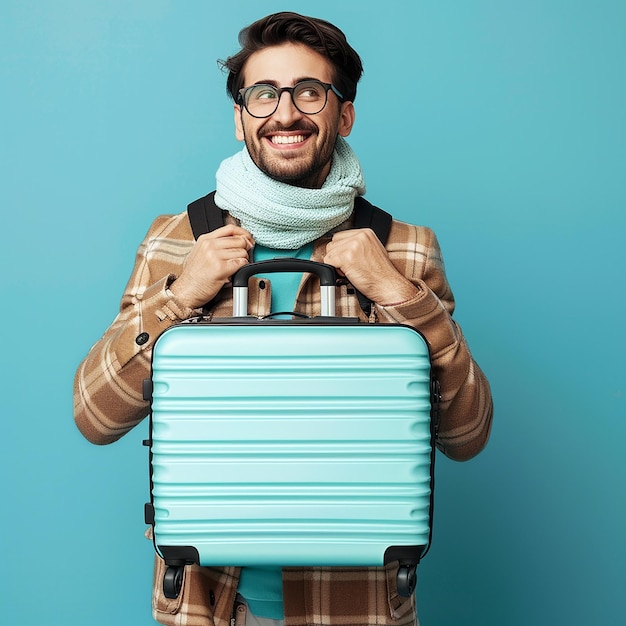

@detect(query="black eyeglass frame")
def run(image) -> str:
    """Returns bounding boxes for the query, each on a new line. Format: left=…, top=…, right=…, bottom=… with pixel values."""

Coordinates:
left=237, top=80, right=345, bottom=118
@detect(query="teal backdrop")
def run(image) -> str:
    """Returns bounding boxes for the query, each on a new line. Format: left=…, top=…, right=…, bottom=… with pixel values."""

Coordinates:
left=2, top=1, right=624, bottom=624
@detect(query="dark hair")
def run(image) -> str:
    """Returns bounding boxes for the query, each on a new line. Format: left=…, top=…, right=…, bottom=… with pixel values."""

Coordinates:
left=219, top=12, right=363, bottom=103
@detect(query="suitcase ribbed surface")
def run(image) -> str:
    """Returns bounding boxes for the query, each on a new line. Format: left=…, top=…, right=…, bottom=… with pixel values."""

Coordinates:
left=150, top=323, right=433, bottom=566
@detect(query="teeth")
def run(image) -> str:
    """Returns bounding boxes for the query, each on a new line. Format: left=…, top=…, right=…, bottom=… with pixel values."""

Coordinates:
left=270, top=135, right=306, bottom=144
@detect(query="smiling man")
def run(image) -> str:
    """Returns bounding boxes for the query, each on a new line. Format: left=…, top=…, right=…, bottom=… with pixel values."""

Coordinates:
left=74, top=12, right=493, bottom=626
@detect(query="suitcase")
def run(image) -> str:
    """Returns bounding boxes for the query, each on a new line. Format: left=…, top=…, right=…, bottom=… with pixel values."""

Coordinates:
left=144, top=259, right=439, bottom=599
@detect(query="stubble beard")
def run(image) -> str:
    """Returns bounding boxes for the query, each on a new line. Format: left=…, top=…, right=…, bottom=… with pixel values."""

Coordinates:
left=244, top=125, right=338, bottom=189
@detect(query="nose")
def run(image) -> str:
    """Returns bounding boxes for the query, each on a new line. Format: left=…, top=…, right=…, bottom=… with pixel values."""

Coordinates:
left=271, top=91, right=303, bottom=125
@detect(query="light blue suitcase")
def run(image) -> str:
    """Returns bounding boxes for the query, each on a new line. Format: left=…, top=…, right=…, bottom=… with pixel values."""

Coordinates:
left=144, top=260, right=438, bottom=599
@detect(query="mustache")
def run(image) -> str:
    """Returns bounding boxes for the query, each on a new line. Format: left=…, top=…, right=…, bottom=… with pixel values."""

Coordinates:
left=259, top=121, right=318, bottom=137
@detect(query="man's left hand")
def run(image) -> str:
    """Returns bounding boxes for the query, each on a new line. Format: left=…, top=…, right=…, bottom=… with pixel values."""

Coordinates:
left=323, top=228, right=419, bottom=306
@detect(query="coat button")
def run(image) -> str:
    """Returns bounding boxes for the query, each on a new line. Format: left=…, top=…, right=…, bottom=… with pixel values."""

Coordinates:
left=135, top=332, right=150, bottom=346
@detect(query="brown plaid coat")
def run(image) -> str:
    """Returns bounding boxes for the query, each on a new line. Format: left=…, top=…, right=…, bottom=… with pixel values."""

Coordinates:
left=74, top=205, right=493, bottom=626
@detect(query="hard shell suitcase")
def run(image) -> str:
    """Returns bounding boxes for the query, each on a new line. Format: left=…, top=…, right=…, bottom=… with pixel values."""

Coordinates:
left=144, top=259, right=439, bottom=599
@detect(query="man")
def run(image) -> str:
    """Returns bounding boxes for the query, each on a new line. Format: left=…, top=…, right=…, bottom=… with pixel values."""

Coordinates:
left=74, top=11, right=493, bottom=626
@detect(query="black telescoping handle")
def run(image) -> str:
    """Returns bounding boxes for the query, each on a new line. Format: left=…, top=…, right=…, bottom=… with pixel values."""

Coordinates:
left=231, top=258, right=336, bottom=287
left=231, top=258, right=337, bottom=317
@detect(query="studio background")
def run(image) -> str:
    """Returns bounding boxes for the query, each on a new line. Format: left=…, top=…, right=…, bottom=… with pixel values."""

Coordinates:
left=1, top=1, right=624, bottom=625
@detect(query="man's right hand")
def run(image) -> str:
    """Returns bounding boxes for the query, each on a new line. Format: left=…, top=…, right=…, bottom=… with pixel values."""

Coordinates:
left=169, top=224, right=255, bottom=309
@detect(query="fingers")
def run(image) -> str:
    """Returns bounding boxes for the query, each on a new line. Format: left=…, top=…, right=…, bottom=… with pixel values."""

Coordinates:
left=193, top=225, right=255, bottom=274
left=327, top=226, right=369, bottom=240
left=324, top=228, right=382, bottom=268
left=170, top=226, right=255, bottom=309
left=197, top=224, right=255, bottom=251
left=323, top=228, right=415, bottom=305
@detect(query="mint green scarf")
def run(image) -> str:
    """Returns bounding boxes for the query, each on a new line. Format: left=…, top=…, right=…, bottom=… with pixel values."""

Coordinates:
left=214, top=136, right=366, bottom=249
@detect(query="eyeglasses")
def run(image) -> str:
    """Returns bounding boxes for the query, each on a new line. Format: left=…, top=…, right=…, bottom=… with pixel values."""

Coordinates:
left=237, top=79, right=345, bottom=118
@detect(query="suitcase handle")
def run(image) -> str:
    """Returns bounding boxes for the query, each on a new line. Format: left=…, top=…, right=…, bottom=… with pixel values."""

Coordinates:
left=232, top=258, right=336, bottom=287
left=232, top=258, right=337, bottom=317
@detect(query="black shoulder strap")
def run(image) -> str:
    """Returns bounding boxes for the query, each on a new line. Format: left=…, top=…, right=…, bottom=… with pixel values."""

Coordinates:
left=352, top=196, right=393, bottom=316
left=186, top=192, right=393, bottom=315
left=187, top=191, right=225, bottom=239
left=353, top=196, right=393, bottom=245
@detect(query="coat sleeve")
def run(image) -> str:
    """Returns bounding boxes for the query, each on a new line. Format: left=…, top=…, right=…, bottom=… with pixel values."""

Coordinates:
left=376, top=223, right=493, bottom=461
left=73, top=214, right=198, bottom=445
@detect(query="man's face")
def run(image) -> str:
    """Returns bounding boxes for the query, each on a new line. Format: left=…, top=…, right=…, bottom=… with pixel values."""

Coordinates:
left=234, top=43, right=355, bottom=189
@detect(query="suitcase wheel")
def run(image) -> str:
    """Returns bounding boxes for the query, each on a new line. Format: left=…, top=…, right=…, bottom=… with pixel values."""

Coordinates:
left=163, top=565, right=184, bottom=599
left=397, top=563, right=417, bottom=597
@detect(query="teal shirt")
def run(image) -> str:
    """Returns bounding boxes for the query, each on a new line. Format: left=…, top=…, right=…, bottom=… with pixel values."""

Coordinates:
left=252, top=242, right=315, bottom=315
left=237, top=241, right=314, bottom=619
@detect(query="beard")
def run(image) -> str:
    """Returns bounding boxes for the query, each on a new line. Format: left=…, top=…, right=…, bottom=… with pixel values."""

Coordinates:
left=243, top=121, right=338, bottom=189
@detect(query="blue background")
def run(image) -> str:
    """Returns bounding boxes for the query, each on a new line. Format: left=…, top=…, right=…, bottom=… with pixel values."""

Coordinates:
left=1, top=1, right=624, bottom=624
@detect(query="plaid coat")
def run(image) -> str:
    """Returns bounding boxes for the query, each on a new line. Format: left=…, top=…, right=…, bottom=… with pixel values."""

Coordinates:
left=74, top=205, right=493, bottom=626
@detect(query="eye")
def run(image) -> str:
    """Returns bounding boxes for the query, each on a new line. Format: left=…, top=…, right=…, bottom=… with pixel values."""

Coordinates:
left=295, top=81, right=324, bottom=101
left=250, top=85, right=278, bottom=101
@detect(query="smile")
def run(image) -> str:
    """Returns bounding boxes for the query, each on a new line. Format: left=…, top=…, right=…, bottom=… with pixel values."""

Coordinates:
left=269, top=134, right=308, bottom=145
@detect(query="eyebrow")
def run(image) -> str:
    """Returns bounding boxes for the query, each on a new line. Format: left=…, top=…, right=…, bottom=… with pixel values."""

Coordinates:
left=248, top=76, right=322, bottom=87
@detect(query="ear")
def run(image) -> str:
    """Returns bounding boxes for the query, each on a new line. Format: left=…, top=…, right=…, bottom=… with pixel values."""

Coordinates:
left=234, top=104, right=245, bottom=142
left=338, top=101, right=356, bottom=137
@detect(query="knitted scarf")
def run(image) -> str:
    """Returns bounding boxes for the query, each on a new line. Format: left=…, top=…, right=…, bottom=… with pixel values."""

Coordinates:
left=214, top=136, right=366, bottom=249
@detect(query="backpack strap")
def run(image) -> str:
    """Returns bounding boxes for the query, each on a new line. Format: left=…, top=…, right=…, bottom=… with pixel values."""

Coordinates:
left=352, top=196, right=392, bottom=244
left=351, top=196, right=393, bottom=316
left=186, top=192, right=393, bottom=315
left=187, top=191, right=225, bottom=239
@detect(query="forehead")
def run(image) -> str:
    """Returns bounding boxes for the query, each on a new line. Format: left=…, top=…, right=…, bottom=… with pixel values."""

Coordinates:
left=242, top=43, right=335, bottom=87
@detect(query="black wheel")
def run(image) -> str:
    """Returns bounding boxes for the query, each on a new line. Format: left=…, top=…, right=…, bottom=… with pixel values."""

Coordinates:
left=163, top=565, right=184, bottom=599
left=397, top=564, right=417, bottom=597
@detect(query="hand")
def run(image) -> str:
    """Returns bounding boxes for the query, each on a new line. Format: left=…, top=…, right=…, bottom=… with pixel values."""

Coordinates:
left=323, top=228, right=418, bottom=306
left=169, top=224, right=254, bottom=309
